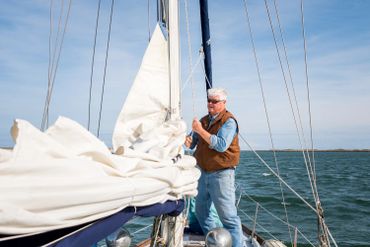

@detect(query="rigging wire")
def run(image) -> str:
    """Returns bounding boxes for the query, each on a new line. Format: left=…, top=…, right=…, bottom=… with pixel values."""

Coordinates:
left=265, top=0, right=328, bottom=243
left=96, top=0, right=115, bottom=138
left=237, top=199, right=316, bottom=247
left=300, top=0, right=317, bottom=182
left=181, top=54, right=203, bottom=93
left=199, top=54, right=212, bottom=90
left=42, top=0, right=63, bottom=130
left=132, top=222, right=153, bottom=235
left=147, top=0, right=151, bottom=41
left=43, top=0, right=64, bottom=130
left=242, top=0, right=292, bottom=244
left=45, top=0, right=54, bottom=129
left=239, top=133, right=317, bottom=213
left=184, top=0, right=196, bottom=116
left=41, top=0, right=72, bottom=131
left=235, top=185, right=316, bottom=247
left=269, top=6, right=323, bottom=241
left=251, top=203, right=259, bottom=238
left=87, top=0, right=102, bottom=131
left=264, top=0, right=319, bottom=224
left=239, top=133, right=338, bottom=247
left=299, top=1, right=335, bottom=247
left=235, top=183, right=316, bottom=246
left=271, top=0, right=313, bottom=172
left=267, top=0, right=330, bottom=246
left=240, top=210, right=280, bottom=242
left=240, top=0, right=336, bottom=245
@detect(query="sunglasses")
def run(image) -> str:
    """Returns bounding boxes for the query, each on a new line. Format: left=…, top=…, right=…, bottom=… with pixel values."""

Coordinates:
left=207, top=98, right=224, bottom=104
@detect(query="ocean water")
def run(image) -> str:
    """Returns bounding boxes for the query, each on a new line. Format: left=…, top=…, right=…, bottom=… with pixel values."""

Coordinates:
left=121, top=151, right=370, bottom=247
left=235, top=151, right=370, bottom=247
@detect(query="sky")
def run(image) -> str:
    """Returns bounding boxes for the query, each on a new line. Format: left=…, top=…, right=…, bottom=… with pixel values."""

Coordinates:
left=0, top=0, right=369, bottom=150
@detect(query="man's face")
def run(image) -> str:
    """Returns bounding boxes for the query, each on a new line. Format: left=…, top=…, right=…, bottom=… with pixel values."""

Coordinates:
left=207, top=95, right=226, bottom=116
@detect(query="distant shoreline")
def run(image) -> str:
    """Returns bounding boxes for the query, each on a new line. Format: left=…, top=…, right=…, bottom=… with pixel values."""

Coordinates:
left=246, top=149, right=370, bottom=152
left=1, top=147, right=369, bottom=152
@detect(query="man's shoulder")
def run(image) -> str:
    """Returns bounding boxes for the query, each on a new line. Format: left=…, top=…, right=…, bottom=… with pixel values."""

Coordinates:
left=224, top=117, right=237, bottom=127
left=225, top=110, right=236, bottom=117
left=223, top=111, right=238, bottom=129
left=224, top=110, right=238, bottom=121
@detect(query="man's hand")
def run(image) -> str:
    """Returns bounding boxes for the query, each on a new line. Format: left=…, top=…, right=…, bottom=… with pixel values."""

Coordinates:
left=192, top=118, right=203, bottom=134
left=192, top=117, right=211, bottom=145
left=184, top=135, right=192, bottom=148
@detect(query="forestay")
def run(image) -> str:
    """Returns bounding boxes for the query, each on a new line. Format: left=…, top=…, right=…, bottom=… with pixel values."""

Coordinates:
left=0, top=25, right=199, bottom=235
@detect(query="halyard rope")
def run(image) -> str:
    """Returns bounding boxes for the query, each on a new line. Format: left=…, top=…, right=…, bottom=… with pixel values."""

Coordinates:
left=181, top=54, right=203, bottom=93
left=184, top=0, right=196, bottom=116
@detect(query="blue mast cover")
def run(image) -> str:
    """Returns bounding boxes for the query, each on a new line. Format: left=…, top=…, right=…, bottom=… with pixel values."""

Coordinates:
left=0, top=200, right=184, bottom=247
left=199, top=0, right=212, bottom=90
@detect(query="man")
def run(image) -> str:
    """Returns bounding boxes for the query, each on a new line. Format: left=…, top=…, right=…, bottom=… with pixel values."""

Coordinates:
left=184, top=88, right=242, bottom=247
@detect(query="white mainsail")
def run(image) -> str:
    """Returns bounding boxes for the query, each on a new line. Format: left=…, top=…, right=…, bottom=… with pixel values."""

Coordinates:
left=0, top=24, right=199, bottom=235
left=113, top=24, right=170, bottom=152
left=112, top=24, right=184, bottom=160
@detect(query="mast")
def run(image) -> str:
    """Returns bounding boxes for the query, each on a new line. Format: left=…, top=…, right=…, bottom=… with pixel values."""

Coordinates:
left=158, top=0, right=181, bottom=120
left=199, top=0, right=212, bottom=90
left=168, top=0, right=181, bottom=120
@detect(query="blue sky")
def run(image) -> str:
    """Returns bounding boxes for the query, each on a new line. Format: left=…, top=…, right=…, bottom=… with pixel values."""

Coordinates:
left=0, top=0, right=369, bottom=150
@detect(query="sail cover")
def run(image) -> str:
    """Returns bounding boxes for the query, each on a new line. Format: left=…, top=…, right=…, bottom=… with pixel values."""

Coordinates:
left=1, top=201, right=184, bottom=247
left=0, top=24, right=199, bottom=236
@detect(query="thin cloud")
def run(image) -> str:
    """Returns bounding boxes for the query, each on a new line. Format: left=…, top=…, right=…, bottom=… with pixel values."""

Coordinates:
left=1, top=1, right=369, bottom=149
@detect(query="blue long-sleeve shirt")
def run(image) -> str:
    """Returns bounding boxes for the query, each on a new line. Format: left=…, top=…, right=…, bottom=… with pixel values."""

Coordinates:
left=189, top=115, right=237, bottom=152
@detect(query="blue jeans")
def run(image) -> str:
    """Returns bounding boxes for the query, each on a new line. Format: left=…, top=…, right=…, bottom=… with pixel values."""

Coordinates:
left=188, top=197, right=223, bottom=234
left=195, top=168, right=242, bottom=247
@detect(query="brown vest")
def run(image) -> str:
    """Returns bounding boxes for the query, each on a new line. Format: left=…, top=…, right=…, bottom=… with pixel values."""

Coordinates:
left=194, top=109, right=240, bottom=172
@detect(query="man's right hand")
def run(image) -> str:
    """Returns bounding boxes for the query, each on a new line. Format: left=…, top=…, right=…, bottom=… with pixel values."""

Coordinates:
left=184, top=135, right=192, bottom=148
left=192, top=118, right=203, bottom=133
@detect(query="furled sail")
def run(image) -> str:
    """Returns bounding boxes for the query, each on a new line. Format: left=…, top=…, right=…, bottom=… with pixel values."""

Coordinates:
left=0, top=24, right=199, bottom=235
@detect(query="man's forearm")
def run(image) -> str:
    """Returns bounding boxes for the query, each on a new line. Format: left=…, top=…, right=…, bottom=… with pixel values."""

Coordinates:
left=197, top=128, right=211, bottom=145
left=192, top=117, right=211, bottom=145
